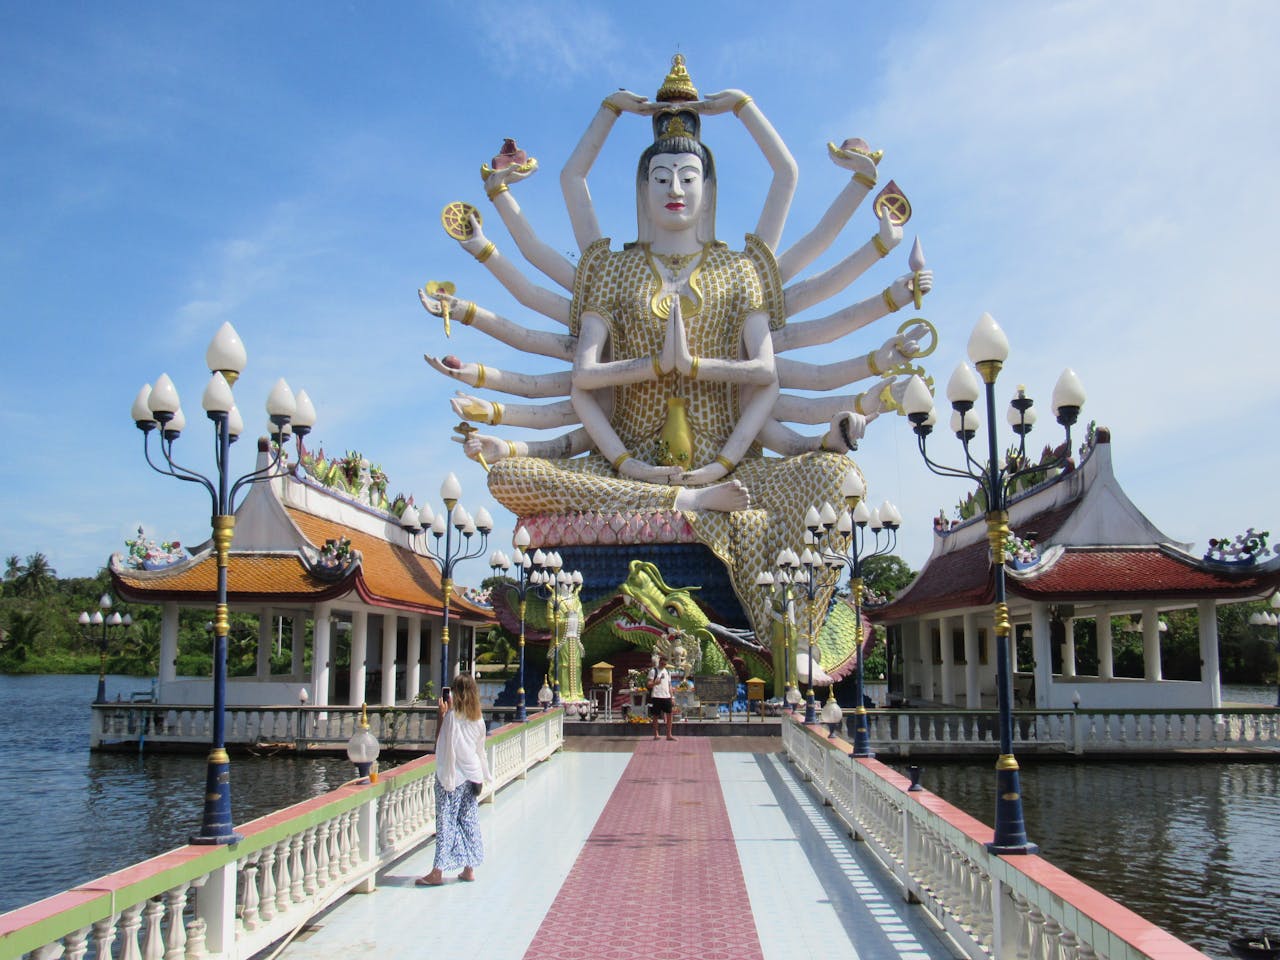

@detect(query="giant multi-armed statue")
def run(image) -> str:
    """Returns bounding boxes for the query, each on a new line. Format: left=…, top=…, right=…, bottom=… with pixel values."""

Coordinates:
left=421, top=56, right=934, bottom=693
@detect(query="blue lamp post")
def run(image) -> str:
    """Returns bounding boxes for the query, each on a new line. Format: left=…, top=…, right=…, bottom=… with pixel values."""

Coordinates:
left=131, top=321, right=315, bottom=845
left=901, top=311, right=1085, bottom=855
left=488, top=524, right=534, bottom=721
left=399, top=474, right=492, bottom=701
left=78, top=594, right=132, bottom=704
left=823, top=471, right=902, bottom=757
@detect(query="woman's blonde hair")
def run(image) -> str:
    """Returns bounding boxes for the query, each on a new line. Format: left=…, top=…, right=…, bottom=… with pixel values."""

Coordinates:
left=451, top=673, right=483, bottom=722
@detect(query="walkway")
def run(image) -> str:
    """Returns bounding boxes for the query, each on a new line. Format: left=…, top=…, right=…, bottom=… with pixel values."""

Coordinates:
left=280, top=738, right=963, bottom=960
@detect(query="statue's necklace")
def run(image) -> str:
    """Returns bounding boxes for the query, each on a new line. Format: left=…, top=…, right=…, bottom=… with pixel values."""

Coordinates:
left=655, top=251, right=697, bottom=280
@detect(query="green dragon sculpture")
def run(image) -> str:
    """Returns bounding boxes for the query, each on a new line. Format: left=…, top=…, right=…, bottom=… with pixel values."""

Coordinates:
left=489, top=559, right=869, bottom=701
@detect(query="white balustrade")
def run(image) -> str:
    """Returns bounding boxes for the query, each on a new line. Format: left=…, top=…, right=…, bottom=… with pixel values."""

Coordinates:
left=783, top=717, right=1212, bottom=960
left=6, top=709, right=564, bottom=960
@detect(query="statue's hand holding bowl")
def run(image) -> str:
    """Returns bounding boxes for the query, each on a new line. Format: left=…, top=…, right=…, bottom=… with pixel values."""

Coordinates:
left=484, top=158, right=538, bottom=194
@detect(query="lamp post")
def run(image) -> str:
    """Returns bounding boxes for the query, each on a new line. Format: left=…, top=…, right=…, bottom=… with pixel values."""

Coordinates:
left=824, top=473, right=903, bottom=757
left=346, top=702, right=380, bottom=781
left=1248, top=591, right=1280, bottom=707
left=132, top=321, right=313, bottom=845
left=901, top=312, right=1084, bottom=855
left=488, top=525, right=534, bottom=721
left=297, top=687, right=309, bottom=744
left=796, top=503, right=843, bottom=724
left=756, top=553, right=804, bottom=711
left=78, top=594, right=132, bottom=704
left=398, top=474, right=493, bottom=701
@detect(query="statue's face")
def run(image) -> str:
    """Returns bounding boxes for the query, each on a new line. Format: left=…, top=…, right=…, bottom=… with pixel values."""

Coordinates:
left=646, top=152, right=704, bottom=234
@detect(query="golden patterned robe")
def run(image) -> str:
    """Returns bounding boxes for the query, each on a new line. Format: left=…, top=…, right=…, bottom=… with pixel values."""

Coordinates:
left=488, top=236, right=850, bottom=665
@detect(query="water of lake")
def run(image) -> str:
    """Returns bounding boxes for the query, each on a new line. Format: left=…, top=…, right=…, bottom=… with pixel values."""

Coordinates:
left=1, top=675, right=1274, bottom=960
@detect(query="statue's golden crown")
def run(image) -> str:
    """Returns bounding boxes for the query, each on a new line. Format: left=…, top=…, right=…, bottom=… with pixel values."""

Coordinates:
left=653, top=55, right=701, bottom=144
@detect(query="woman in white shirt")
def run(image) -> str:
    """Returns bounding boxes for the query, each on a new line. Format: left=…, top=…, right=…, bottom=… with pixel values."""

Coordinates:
left=417, top=673, right=492, bottom=886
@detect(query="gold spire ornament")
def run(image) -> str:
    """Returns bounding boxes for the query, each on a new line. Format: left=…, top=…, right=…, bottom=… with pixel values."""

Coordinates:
left=656, top=53, right=699, bottom=102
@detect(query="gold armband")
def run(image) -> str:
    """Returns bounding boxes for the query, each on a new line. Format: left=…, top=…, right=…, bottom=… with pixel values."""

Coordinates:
left=689, top=356, right=700, bottom=380
left=506, top=440, right=519, bottom=459
left=652, top=356, right=664, bottom=378
left=486, top=183, right=509, bottom=202
left=882, top=287, right=900, bottom=312
left=854, top=172, right=877, bottom=189
left=475, top=363, right=487, bottom=388
left=732, top=95, right=753, bottom=116
left=601, top=99, right=622, bottom=117
left=872, top=233, right=890, bottom=258
left=474, top=241, right=496, bottom=264
left=866, top=350, right=883, bottom=376
left=461, top=301, right=477, bottom=326
left=489, top=402, right=504, bottom=426
left=714, top=454, right=737, bottom=473
left=611, top=451, right=632, bottom=471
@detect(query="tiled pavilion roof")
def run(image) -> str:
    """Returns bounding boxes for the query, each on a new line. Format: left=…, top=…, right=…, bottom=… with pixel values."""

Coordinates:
left=876, top=429, right=1280, bottom=623
left=111, top=482, right=491, bottom=621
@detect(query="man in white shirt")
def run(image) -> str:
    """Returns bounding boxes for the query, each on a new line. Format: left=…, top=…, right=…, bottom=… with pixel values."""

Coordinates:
left=649, top=654, right=675, bottom=741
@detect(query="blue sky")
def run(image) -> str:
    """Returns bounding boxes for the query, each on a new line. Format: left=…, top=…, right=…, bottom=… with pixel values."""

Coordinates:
left=2, top=1, right=1278, bottom=588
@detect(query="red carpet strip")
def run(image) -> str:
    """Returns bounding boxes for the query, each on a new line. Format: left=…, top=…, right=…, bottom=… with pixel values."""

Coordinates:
left=522, top=738, right=764, bottom=960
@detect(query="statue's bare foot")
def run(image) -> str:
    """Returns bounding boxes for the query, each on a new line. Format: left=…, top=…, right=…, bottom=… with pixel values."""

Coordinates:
left=674, top=480, right=750, bottom=512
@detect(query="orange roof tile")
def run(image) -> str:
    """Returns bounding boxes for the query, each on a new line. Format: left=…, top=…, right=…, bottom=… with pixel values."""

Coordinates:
left=287, top=508, right=492, bottom=619
left=113, top=554, right=353, bottom=604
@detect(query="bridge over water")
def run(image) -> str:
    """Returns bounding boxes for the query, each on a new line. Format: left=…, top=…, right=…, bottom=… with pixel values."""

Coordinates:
left=2, top=711, right=1214, bottom=960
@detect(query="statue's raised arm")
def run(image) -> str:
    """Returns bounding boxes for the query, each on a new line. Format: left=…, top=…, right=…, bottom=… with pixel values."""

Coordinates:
left=561, top=89, right=652, bottom=252
left=698, top=86, right=797, bottom=253
left=776, top=138, right=884, bottom=282
left=481, top=147, right=577, bottom=291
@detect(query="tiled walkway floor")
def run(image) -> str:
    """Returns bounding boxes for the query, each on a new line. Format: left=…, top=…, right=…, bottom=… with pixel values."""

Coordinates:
left=282, top=740, right=964, bottom=960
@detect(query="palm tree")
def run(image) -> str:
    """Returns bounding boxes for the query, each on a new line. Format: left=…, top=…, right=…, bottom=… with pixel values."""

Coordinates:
left=1, top=610, right=42, bottom=664
left=3, top=555, right=23, bottom=596
left=16, top=553, right=56, bottom=598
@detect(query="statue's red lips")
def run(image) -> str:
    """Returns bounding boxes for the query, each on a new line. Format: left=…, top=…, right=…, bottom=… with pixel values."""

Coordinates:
left=665, top=202, right=685, bottom=210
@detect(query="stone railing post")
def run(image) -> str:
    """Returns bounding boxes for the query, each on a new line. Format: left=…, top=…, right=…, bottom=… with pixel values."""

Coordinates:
left=195, top=864, right=236, bottom=956
left=354, top=790, right=378, bottom=893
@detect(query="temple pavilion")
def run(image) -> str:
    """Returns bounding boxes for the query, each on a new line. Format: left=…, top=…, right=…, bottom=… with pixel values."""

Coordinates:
left=110, top=440, right=493, bottom=709
left=874, top=427, right=1280, bottom=710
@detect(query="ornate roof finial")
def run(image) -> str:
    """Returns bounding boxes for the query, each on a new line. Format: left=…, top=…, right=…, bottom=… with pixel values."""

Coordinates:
left=656, top=53, right=699, bottom=103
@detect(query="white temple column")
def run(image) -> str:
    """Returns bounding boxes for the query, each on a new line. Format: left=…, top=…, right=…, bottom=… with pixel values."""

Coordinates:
left=938, top=615, right=955, bottom=705
left=350, top=609, right=369, bottom=706
left=381, top=615, right=397, bottom=706
left=405, top=614, right=422, bottom=702
left=1061, top=616, right=1077, bottom=678
left=159, top=601, right=179, bottom=689
left=290, top=616, right=305, bottom=678
left=256, top=607, right=273, bottom=679
left=921, top=619, right=937, bottom=701
left=312, top=603, right=331, bottom=708
left=1096, top=608, right=1114, bottom=679
left=1142, top=603, right=1162, bottom=681
left=900, top=620, right=918, bottom=700
left=963, top=611, right=981, bottom=708
left=1198, top=599, right=1223, bottom=708
left=1030, top=602, right=1052, bottom=708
